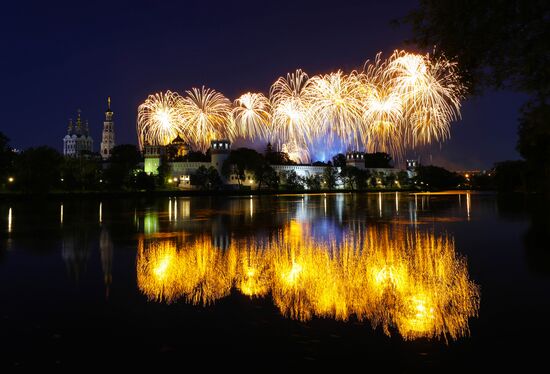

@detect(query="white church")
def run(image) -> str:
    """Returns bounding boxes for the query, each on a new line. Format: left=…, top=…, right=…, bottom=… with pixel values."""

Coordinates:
left=63, top=98, right=116, bottom=159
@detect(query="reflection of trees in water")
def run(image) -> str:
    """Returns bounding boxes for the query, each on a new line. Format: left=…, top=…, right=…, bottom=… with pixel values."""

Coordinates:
left=99, top=226, right=113, bottom=297
left=497, top=195, right=550, bottom=275
left=137, top=222, right=479, bottom=342
left=62, top=228, right=91, bottom=282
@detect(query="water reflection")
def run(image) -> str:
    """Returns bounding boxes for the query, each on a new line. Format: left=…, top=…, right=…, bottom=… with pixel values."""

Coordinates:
left=99, top=227, right=113, bottom=298
left=7, top=207, right=12, bottom=233
left=137, top=222, right=479, bottom=341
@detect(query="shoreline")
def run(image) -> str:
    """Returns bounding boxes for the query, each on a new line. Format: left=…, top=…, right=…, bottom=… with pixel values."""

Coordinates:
left=0, top=188, right=497, bottom=200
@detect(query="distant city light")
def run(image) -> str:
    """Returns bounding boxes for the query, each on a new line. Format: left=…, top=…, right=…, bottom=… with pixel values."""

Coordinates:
left=8, top=177, right=14, bottom=183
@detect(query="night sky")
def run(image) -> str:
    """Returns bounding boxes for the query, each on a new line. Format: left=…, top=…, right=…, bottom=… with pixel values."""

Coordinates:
left=0, top=0, right=526, bottom=170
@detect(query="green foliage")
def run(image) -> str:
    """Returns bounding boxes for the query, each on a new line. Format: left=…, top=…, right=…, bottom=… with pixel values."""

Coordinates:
left=365, top=152, right=392, bottom=168
left=414, top=165, right=465, bottom=190
left=181, top=151, right=210, bottom=162
left=60, top=156, right=100, bottom=190
left=404, top=0, right=550, bottom=193
left=403, top=0, right=550, bottom=97
left=0, top=131, right=15, bottom=188
left=156, top=155, right=171, bottom=187
left=14, top=146, right=63, bottom=192
left=304, top=174, right=322, bottom=190
left=265, top=149, right=296, bottom=165
left=517, top=101, right=550, bottom=192
left=397, top=171, right=410, bottom=186
left=192, top=166, right=222, bottom=190
left=282, top=170, right=304, bottom=191
left=104, top=144, right=142, bottom=189
left=331, top=153, right=347, bottom=168
left=322, top=166, right=339, bottom=189
left=134, top=171, right=156, bottom=191
left=494, top=160, right=528, bottom=192
left=254, top=163, right=279, bottom=190
left=223, top=148, right=279, bottom=190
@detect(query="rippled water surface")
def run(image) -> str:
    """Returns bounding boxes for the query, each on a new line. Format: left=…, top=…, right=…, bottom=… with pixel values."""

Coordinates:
left=1, top=192, right=548, bottom=370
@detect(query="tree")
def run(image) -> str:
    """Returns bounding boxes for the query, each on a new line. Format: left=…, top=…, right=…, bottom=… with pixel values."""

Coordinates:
left=254, top=163, right=279, bottom=190
left=14, top=146, right=63, bottom=192
left=222, top=148, right=267, bottom=187
left=135, top=171, right=155, bottom=191
left=60, top=156, right=100, bottom=190
left=494, top=160, right=528, bottom=192
left=365, top=152, right=392, bottom=168
left=340, top=166, right=356, bottom=189
left=192, top=166, right=222, bottom=190
left=182, top=151, right=210, bottom=162
left=331, top=153, right=347, bottom=168
left=304, top=174, right=322, bottom=190
left=403, top=0, right=550, bottom=97
left=207, top=167, right=223, bottom=190
left=282, top=170, right=304, bottom=191
left=104, top=144, right=142, bottom=189
left=192, top=166, right=210, bottom=190
left=414, top=165, right=465, bottom=190
left=0, top=131, right=15, bottom=188
left=403, top=1, right=550, bottom=192
left=517, top=101, right=550, bottom=192
left=265, top=149, right=296, bottom=165
left=156, top=155, right=171, bottom=188
left=383, top=173, right=397, bottom=188
left=322, top=166, right=339, bottom=189
left=397, top=171, right=410, bottom=187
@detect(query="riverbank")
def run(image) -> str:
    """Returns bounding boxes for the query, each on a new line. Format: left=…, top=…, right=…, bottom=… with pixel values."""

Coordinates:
left=0, top=187, right=500, bottom=201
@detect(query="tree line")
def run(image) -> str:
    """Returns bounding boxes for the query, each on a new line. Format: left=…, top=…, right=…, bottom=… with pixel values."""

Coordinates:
left=1, top=131, right=499, bottom=193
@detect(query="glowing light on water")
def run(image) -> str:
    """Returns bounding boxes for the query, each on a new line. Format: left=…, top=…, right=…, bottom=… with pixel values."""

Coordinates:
left=99, top=202, right=102, bottom=224
left=395, top=192, right=399, bottom=213
left=466, top=192, right=471, bottom=220
left=7, top=207, right=12, bottom=233
left=60, top=204, right=64, bottom=225
left=137, top=224, right=479, bottom=341
left=378, top=192, right=382, bottom=217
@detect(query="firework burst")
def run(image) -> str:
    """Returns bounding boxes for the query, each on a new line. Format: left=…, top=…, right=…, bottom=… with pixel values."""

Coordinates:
left=136, top=91, right=185, bottom=149
left=137, top=50, right=464, bottom=161
left=307, top=71, right=365, bottom=148
left=386, top=51, right=463, bottom=146
left=269, top=69, right=314, bottom=150
left=230, top=92, right=272, bottom=140
left=180, top=86, right=232, bottom=152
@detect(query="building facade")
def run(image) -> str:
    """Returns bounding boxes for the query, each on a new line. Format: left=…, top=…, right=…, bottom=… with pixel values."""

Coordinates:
left=100, top=97, right=116, bottom=160
left=143, top=139, right=412, bottom=189
left=63, top=109, right=93, bottom=157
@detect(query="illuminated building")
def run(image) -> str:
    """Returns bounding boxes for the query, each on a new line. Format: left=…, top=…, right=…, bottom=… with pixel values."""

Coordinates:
left=100, top=97, right=116, bottom=160
left=63, top=109, right=93, bottom=156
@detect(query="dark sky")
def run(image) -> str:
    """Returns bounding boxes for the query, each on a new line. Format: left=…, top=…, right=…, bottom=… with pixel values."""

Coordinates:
left=0, top=0, right=525, bottom=170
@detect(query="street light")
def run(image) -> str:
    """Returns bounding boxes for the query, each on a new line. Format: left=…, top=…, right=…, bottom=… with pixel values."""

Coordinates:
left=8, top=177, right=14, bottom=183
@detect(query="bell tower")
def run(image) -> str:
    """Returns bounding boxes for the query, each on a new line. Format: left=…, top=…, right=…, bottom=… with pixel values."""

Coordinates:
left=100, top=97, right=116, bottom=160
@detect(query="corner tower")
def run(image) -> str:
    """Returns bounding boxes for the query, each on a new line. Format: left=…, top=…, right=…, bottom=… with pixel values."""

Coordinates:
left=210, top=139, right=231, bottom=176
left=100, top=97, right=116, bottom=160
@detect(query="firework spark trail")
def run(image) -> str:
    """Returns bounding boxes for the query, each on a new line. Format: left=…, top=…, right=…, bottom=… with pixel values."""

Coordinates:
left=136, top=50, right=464, bottom=160
left=306, top=70, right=365, bottom=150
left=180, top=86, right=232, bottom=152
left=269, top=69, right=314, bottom=154
left=230, top=92, right=272, bottom=140
left=360, top=54, right=406, bottom=157
left=136, top=91, right=185, bottom=149
left=385, top=51, right=463, bottom=146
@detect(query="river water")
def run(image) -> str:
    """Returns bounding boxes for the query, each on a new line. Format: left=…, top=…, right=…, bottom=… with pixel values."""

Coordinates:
left=0, top=192, right=548, bottom=370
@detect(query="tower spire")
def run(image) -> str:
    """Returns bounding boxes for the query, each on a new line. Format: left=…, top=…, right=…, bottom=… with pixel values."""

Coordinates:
left=107, top=97, right=111, bottom=111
